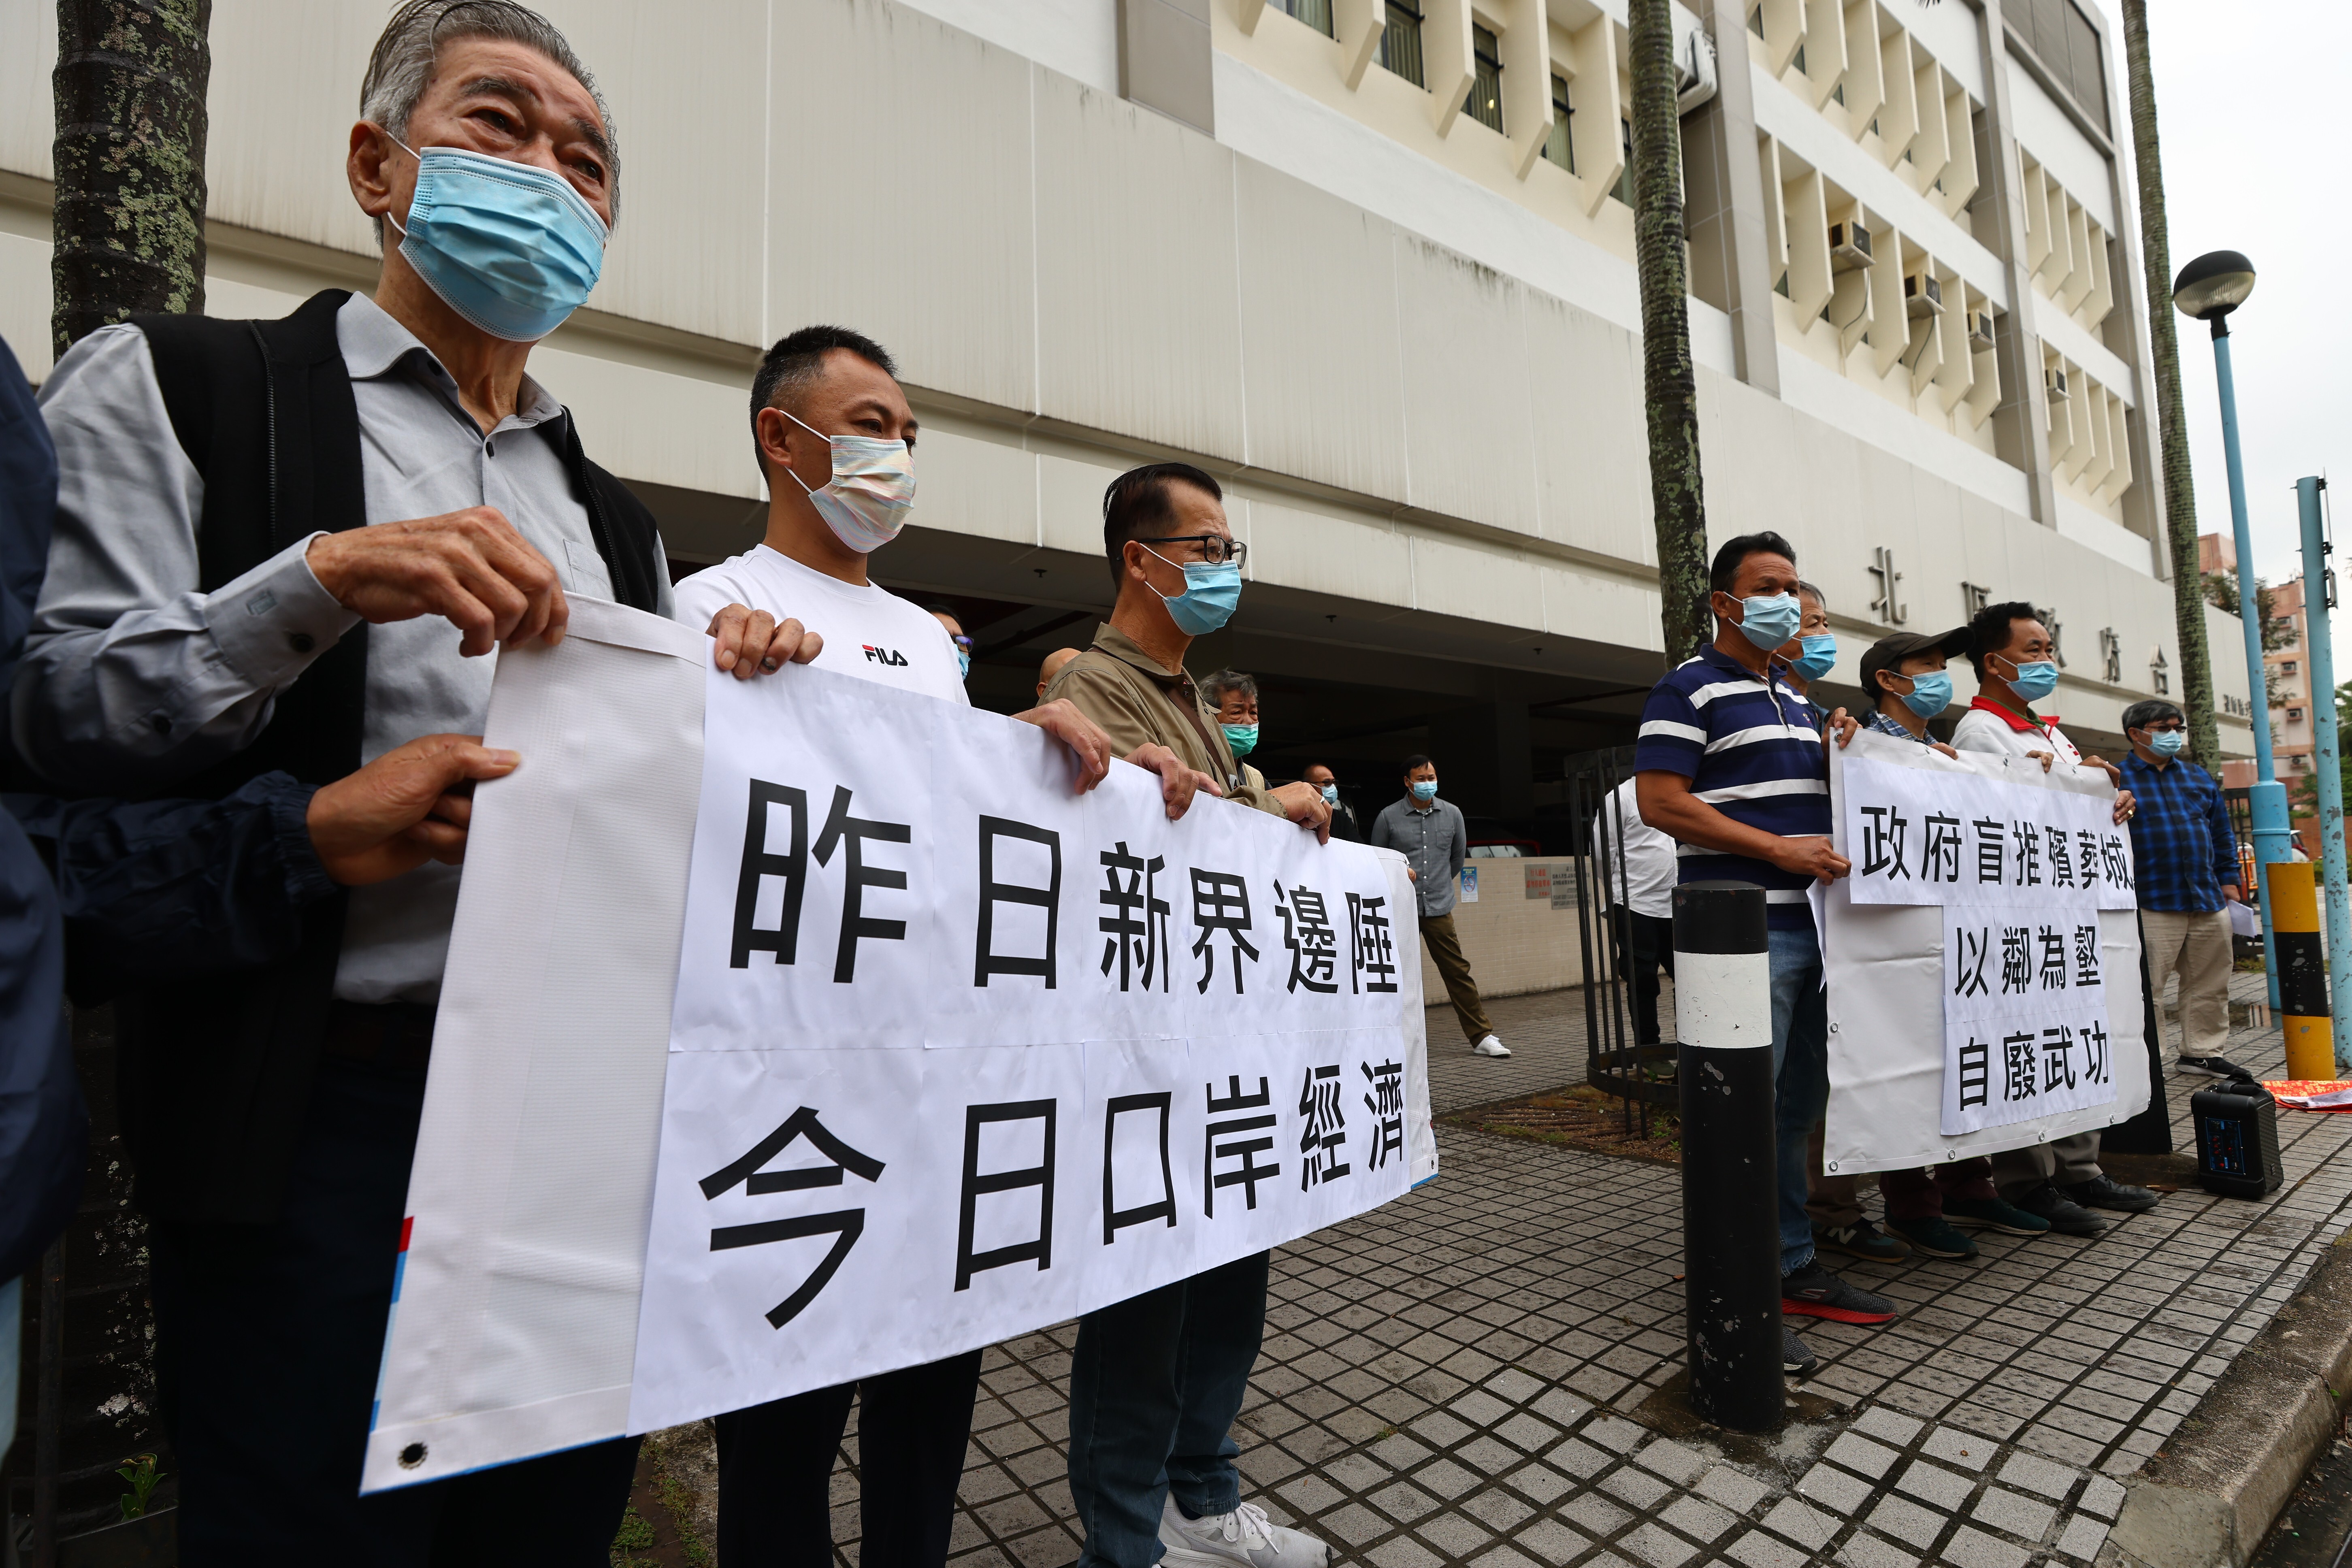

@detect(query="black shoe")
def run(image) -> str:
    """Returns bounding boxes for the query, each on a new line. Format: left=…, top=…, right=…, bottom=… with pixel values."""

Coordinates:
left=2178, top=1055, right=2246, bottom=1079
left=2067, top=1174, right=2160, bottom=1213
left=1783, top=1326, right=1819, bottom=1378
left=1782, top=1261, right=1898, bottom=1323
left=2015, top=1181, right=2107, bottom=1236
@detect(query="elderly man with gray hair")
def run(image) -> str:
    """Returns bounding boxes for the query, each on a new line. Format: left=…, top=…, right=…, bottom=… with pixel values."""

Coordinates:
left=13, top=1, right=690, bottom=1555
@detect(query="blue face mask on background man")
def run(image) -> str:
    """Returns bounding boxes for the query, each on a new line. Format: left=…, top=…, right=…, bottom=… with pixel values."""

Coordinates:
left=1999, top=654, right=2060, bottom=703
left=1320, top=783, right=1338, bottom=805
left=1787, top=634, right=1837, bottom=682
left=1146, top=545, right=1242, bottom=636
left=1410, top=780, right=1438, bottom=803
left=1896, top=670, right=1953, bottom=718
left=389, top=141, right=609, bottom=342
left=2146, top=729, right=2187, bottom=758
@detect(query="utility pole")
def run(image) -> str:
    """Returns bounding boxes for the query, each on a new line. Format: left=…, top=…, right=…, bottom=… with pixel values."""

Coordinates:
left=1629, top=0, right=1710, bottom=667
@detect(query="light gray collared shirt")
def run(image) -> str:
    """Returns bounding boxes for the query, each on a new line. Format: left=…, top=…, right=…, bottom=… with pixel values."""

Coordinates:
left=16, top=292, right=673, bottom=1003
left=1369, top=795, right=1467, bottom=918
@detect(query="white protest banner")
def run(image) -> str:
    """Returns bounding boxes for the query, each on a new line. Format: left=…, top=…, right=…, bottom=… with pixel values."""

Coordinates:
left=363, top=601, right=1434, bottom=1491
left=1839, top=752, right=2136, bottom=911
left=1819, top=733, right=2148, bottom=1174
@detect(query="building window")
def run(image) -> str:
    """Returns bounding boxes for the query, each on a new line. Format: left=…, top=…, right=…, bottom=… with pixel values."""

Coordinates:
left=2290, top=708, right=2305, bottom=722
left=1270, top=0, right=1336, bottom=34
left=1378, top=1, right=1425, bottom=87
left=1466, top=24, right=1504, bottom=133
left=1613, top=118, right=1633, bottom=205
left=2282, top=660, right=2299, bottom=677
left=1545, top=72, right=1574, bottom=171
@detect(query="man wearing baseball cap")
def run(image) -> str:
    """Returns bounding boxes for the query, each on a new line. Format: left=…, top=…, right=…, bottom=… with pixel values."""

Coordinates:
left=1845, top=627, right=2062, bottom=1259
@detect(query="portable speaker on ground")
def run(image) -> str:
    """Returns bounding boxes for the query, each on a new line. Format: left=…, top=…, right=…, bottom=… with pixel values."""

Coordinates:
left=2193, top=1080, right=2284, bottom=1198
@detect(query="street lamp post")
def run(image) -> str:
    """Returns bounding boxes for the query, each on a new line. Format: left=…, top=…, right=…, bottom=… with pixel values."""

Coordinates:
left=2174, top=249, right=2288, bottom=1008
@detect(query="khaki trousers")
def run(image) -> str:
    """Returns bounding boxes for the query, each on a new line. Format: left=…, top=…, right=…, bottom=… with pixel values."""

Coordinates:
left=1421, top=912, right=1496, bottom=1043
left=2142, top=908, right=2234, bottom=1066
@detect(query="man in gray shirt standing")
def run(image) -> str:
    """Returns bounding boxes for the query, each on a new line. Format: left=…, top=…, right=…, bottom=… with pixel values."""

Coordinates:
left=9, top=4, right=704, bottom=1557
left=1371, top=754, right=1510, bottom=1058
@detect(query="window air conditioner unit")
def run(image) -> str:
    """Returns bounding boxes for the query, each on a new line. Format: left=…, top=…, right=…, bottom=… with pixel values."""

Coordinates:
left=1967, top=311, right=1996, bottom=349
left=1904, top=269, right=1942, bottom=319
left=2046, top=366, right=2070, bottom=401
left=1829, top=221, right=1873, bottom=272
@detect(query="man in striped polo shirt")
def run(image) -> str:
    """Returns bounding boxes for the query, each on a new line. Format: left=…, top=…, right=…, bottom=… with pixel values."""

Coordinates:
left=1634, top=532, right=1896, bottom=1377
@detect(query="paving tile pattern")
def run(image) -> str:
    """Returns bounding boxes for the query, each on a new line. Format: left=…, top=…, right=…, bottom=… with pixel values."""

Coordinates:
left=815, top=973, right=2352, bottom=1568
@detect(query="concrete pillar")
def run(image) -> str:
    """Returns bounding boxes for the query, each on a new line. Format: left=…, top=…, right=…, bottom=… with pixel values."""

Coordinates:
left=1687, top=0, right=1782, bottom=397
left=1119, top=0, right=1215, bottom=136
left=1971, top=0, right=2060, bottom=530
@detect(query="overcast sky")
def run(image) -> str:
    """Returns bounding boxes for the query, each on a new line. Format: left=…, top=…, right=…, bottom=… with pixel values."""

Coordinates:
left=2093, top=0, right=2352, bottom=676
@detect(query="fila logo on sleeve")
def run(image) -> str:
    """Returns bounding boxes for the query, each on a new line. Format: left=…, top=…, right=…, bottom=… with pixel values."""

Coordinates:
left=861, top=645, right=910, bottom=668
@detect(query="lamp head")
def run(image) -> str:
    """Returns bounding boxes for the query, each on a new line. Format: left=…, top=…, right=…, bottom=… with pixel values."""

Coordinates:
left=2173, top=249, right=2256, bottom=322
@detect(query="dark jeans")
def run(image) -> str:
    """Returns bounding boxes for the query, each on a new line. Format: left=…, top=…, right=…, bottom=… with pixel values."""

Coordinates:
left=1607, top=907, right=1675, bottom=1045
left=713, top=1350, right=984, bottom=1568
left=149, top=1060, right=641, bottom=1567
left=1068, top=1252, right=1270, bottom=1568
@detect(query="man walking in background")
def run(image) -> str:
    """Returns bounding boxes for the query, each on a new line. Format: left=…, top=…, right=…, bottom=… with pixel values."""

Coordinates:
left=1372, top=756, right=1509, bottom=1059
left=2120, top=699, right=2245, bottom=1080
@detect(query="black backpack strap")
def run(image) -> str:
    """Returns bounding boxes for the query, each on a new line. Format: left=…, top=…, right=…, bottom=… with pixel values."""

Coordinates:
left=545, top=411, right=663, bottom=613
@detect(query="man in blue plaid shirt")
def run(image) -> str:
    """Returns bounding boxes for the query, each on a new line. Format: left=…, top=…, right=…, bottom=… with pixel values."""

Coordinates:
left=2117, top=699, right=2244, bottom=1078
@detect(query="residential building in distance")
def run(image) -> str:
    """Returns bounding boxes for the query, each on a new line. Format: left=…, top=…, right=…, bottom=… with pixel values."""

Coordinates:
left=0, top=0, right=2253, bottom=831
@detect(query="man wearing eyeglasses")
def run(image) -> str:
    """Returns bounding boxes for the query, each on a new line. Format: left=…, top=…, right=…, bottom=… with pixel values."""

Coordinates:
left=1040, top=461, right=1332, bottom=1568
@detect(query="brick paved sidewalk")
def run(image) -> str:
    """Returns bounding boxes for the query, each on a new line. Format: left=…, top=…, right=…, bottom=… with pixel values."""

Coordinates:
left=786, top=974, right=2351, bottom=1568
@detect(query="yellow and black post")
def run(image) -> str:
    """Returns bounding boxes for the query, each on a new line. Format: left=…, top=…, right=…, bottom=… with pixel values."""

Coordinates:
left=2267, top=861, right=2335, bottom=1079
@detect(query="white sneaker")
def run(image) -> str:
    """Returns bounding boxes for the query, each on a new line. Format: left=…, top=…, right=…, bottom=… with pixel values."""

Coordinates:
left=1471, top=1034, right=1511, bottom=1058
left=1159, top=1496, right=1329, bottom=1568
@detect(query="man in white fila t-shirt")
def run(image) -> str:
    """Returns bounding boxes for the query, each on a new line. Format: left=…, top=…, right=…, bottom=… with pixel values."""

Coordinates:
left=674, top=325, right=1216, bottom=1568
left=1949, top=600, right=2157, bottom=1242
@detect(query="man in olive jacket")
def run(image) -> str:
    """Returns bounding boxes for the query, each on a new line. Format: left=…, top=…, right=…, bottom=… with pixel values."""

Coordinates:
left=1040, top=462, right=1331, bottom=1568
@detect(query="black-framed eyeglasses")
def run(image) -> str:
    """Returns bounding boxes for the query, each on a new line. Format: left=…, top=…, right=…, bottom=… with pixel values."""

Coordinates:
left=1147, top=534, right=1248, bottom=569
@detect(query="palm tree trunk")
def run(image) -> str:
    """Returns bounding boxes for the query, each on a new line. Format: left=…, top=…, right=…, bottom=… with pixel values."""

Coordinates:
left=1628, top=0, right=1709, bottom=668
left=51, top=0, right=212, bottom=357
left=2121, top=0, right=2218, bottom=769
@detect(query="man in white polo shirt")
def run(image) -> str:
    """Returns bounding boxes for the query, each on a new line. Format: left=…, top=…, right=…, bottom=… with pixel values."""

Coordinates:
left=1951, top=600, right=2156, bottom=1239
left=676, top=324, right=1215, bottom=1568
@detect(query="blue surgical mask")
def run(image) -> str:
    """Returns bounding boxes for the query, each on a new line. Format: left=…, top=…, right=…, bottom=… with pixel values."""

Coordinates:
left=1788, top=634, right=1837, bottom=682
left=2148, top=729, right=2187, bottom=758
left=1732, top=592, right=1802, bottom=652
left=1145, top=547, right=1242, bottom=636
left=1320, top=783, right=1338, bottom=804
left=1410, top=780, right=1438, bottom=803
left=1221, top=722, right=1258, bottom=758
left=388, top=141, right=607, bottom=342
left=1897, top=670, right=1953, bottom=719
left=957, top=650, right=971, bottom=680
left=2002, top=657, right=2060, bottom=703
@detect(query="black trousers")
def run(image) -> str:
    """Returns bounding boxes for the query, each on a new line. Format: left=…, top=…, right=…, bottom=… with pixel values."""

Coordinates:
left=149, top=1059, right=641, bottom=1567
left=1608, top=907, right=1676, bottom=1045
left=713, top=1349, right=985, bottom=1568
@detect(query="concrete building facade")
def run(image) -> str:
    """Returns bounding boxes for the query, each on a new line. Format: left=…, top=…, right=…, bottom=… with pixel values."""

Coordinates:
left=0, top=0, right=2251, bottom=836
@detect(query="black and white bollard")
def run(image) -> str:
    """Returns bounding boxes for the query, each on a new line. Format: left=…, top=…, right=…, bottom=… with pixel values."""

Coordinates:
left=1673, top=881, right=1784, bottom=1432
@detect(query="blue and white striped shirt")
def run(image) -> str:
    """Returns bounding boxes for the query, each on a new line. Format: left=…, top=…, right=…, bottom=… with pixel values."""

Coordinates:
left=1632, top=646, right=1831, bottom=930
